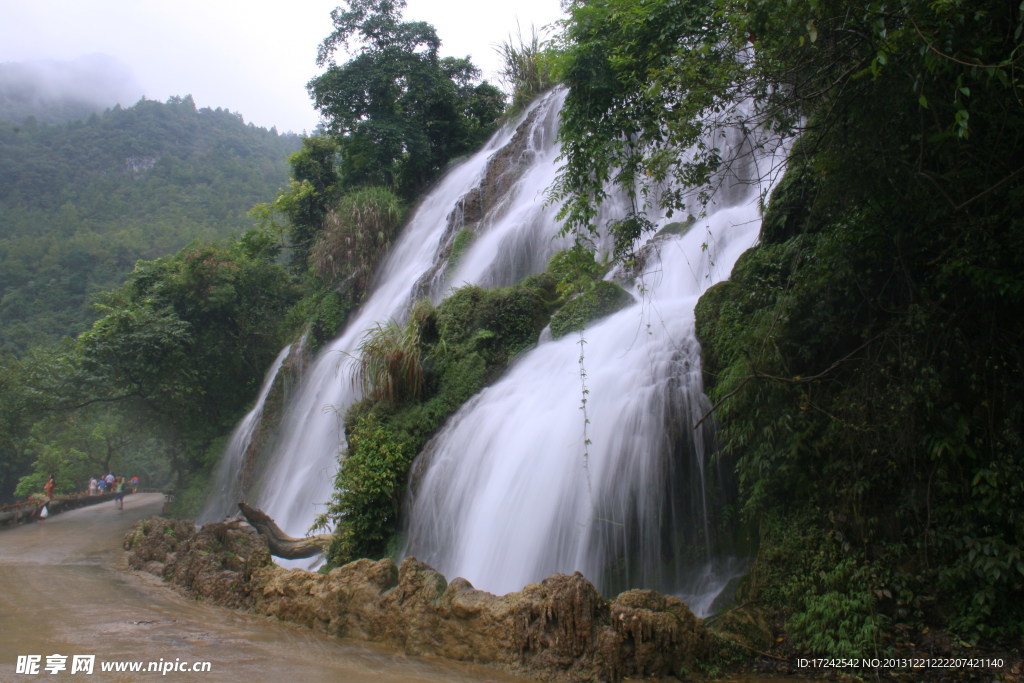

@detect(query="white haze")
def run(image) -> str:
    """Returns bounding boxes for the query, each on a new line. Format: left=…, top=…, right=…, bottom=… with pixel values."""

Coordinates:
left=0, top=55, right=143, bottom=113
left=0, top=0, right=565, bottom=134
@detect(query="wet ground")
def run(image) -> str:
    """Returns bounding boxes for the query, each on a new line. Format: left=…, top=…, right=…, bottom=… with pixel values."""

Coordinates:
left=0, top=493, right=527, bottom=682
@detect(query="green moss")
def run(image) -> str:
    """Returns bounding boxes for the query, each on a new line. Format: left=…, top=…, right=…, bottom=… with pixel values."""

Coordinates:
left=549, top=280, right=633, bottom=338
left=284, top=287, right=354, bottom=352
left=324, top=274, right=557, bottom=567
left=448, top=227, right=475, bottom=269
left=655, top=216, right=696, bottom=238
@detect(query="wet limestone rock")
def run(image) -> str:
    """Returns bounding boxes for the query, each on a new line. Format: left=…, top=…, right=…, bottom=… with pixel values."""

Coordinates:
left=252, top=557, right=400, bottom=638
left=126, top=518, right=711, bottom=681
left=124, top=517, right=271, bottom=609
left=599, top=589, right=710, bottom=680
left=123, top=517, right=197, bottom=576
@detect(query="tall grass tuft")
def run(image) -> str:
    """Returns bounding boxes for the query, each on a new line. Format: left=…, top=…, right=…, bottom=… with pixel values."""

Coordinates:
left=310, top=186, right=403, bottom=293
left=354, top=318, right=424, bottom=404
left=497, top=23, right=561, bottom=113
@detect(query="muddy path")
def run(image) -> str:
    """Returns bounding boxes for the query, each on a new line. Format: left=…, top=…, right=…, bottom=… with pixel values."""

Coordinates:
left=0, top=493, right=525, bottom=682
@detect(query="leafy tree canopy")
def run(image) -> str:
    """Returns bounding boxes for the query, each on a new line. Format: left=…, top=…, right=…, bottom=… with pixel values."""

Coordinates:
left=308, top=0, right=506, bottom=199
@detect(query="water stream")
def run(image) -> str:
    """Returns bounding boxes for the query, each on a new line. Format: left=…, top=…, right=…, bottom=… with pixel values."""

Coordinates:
left=205, top=89, right=783, bottom=608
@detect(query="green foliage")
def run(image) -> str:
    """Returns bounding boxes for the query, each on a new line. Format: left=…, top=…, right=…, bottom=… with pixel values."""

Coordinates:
left=447, top=227, right=475, bottom=270
left=309, top=186, right=404, bottom=293
left=286, top=288, right=354, bottom=352
left=0, top=96, right=300, bottom=352
left=549, top=280, right=633, bottom=339
left=545, top=245, right=630, bottom=338
left=323, top=275, right=557, bottom=565
left=753, top=514, right=890, bottom=658
left=546, top=243, right=605, bottom=296
left=552, top=0, right=741, bottom=237
left=308, top=0, right=506, bottom=200
left=354, top=318, right=425, bottom=404
left=69, top=239, right=299, bottom=480
left=277, top=136, right=343, bottom=271
left=326, top=412, right=417, bottom=564
left=496, top=23, right=563, bottom=113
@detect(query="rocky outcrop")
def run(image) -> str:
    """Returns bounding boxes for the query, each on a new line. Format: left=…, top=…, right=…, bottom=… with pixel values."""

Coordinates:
left=125, top=517, right=711, bottom=681
left=124, top=517, right=268, bottom=609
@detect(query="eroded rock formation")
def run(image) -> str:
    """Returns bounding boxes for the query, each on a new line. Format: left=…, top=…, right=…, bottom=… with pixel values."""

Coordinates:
left=124, top=516, right=711, bottom=681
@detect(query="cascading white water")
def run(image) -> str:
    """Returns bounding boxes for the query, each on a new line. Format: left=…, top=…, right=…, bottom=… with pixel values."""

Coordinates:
left=198, top=343, right=292, bottom=525
left=401, top=206, right=763, bottom=600
left=207, top=84, right=783, bottom=608
left=244, top=90, right=577, bottom=541
left=400, top=102, right=785, bottom=609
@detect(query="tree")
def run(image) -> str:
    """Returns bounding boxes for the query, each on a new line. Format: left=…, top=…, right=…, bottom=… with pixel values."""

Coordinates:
left=308, top=0, right=505, bottom=199
left=73, top=239, right=299, bottom=479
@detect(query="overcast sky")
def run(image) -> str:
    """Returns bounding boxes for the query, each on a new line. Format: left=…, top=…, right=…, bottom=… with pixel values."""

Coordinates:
left=0, top=0, right=565, bottom=134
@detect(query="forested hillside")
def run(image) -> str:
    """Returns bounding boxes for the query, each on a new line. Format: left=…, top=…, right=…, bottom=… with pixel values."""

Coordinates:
left=0, top=95, right=300, bottom=351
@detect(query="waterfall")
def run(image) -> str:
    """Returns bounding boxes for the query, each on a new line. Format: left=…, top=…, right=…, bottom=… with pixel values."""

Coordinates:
left=198, top=343, right=293, bottom=525
left=244, top=90, right=576, bottom=542
left=402, top=200, right=765, bottom=605
left=208, top=86, right=783, bottom=607
left=400, top=100, right=784, bottom=608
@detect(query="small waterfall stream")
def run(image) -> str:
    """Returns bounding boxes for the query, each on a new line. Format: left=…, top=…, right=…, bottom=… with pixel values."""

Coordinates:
left=198, top=344, right=293, bottom=525
left=206, top=88, right=782, bottom=607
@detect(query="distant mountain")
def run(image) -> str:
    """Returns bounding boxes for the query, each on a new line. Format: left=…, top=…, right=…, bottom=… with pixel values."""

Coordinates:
left=0, top=55, right=145, bottom=125
left=0, top=95, right=301, bottom=352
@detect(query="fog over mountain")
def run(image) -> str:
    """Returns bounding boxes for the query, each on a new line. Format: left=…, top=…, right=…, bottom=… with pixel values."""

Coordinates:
left=0, top=54, right=145, bottom=124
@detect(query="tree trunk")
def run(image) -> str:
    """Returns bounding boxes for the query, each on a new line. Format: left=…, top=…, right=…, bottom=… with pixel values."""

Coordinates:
left=237, top=502, right=332, bottom=560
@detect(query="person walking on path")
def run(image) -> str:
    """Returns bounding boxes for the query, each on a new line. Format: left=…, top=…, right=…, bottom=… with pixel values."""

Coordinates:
left=114, top=477, right=125, bottom=510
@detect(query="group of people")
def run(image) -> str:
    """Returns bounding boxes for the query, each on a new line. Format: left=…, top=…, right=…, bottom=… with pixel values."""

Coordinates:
left=86, top=474, right=140, bottom=509
left=34, top=473, right=141, bottom=521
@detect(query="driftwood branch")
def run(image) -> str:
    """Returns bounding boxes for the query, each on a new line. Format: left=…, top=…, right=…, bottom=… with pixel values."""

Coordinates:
left=238, top=502, right=332, bottom=560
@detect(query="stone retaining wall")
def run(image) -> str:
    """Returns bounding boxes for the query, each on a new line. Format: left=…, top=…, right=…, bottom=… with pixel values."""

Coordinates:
left=0, top=493, right=117, bottom=528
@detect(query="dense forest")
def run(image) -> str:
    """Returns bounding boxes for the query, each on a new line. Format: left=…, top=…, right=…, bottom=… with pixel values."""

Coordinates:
left=2, top=0, right=1021, bottom=673
left=0, top=94, right=301, bottom=351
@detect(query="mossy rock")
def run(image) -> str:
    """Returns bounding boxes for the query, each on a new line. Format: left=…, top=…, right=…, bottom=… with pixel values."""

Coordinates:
left=549, top=280, right=634, bottom=338
left=655, top=216, right=696, bottom=238
left=448, top=227, right=476, bottom=270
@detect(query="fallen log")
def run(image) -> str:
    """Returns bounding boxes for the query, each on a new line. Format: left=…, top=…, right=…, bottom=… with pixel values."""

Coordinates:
left=237, top=502, right=332, bottom=560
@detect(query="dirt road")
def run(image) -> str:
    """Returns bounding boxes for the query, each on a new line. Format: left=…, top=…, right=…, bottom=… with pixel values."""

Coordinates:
left=0, top=493, right=522, bottom=682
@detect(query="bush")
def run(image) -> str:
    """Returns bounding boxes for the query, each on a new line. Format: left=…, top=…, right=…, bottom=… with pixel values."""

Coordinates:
left=308, top=187, right=403, bottom=293
left=354, top=319, right=425, bottom=404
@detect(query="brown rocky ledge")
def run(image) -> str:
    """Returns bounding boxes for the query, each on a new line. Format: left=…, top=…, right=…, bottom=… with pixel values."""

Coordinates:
left=124, top=516, right=713, bottom=681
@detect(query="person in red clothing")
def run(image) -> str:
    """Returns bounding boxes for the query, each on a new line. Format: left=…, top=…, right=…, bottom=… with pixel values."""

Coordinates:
left=43, top=474, right=55, bottom=500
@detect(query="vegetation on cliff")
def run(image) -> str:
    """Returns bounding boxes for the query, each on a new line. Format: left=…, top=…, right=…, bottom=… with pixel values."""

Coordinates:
left=555, top=0, right=1024, bottom=657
